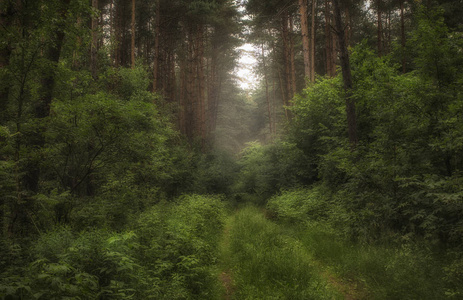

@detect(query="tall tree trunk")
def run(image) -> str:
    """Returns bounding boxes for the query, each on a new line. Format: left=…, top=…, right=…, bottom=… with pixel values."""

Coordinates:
left=168, top=46, right=176, bottom=103
left=179, top=45, right=187, bottom=134
left=281, top=12, right=292, bottom=103
left=152, top=0, right=160, bottom=92
left=131, top=0, right=136, bottom=68
left=1, top=0, right=14, bottom=239
left=186, top=29, right=196, bottom=142
left=387, top=9, right=391, bottom=54
left=330, top=9, right=336, bottom=76
left=0, top=1, right=13, bottom=123
left=400, top=0, right=406, bottom=73
left=91, top=0, right=98, bottom=78
left=278, top=70, right=289, bottom=120
left=325, top=0, right=332, bottom=77
left=345, top=2, right=351, bottom=47
left=114, top=1, right=122, bottom=67
left=25, top=0, right=70, bottom=200
left=109, top=0, right=115, bottom=66
left=310, top=0, right=316, bottom=82
left=261, top=42, right=273, bottom=137
left=377, top=0, right=382, bottom=57
left=197, top=25, right=206, bottom=150
left=208, top=40, right=218, bottom=141
left=145, top=15, right=150, bottom=61
left=332, top=0, right=358, bottom=147
left=272, top=74, right=277, bottom=135
left=289, top=15, right=297, bottom=97
left=36, top=0, right=70, bottom=120
left=299, top=0, right=311, bottom=79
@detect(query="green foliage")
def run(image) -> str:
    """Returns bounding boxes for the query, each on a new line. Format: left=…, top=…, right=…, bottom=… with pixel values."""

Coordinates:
left=0, top=195, right=226, bottom=299
left=0, top=228, right=151, bottom=299
left=115, top=65, right=152, bottom=101
left=134, top=194, right=226, bottom=299
left=288, top=8, right=463, bottom=244
left=300, top=225, right=447, bottom=300
left=268, top=188, right=453, bottom=299
left=290, top=76, right=345, bottom=184
left=233, top=141, right=310, bottom=204
left=37, top=66, right=179, bottom=230
left=266, top=186, right=331, bottom=224
left=192, top=150, right=239, bottom=196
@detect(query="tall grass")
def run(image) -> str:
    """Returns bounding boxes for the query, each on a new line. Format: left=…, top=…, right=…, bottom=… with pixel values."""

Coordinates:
left=296, top=224, right=448, bottom=299
left=267, top=187, right=452, bottom=299
left=225, top=206, right=340, bottom=299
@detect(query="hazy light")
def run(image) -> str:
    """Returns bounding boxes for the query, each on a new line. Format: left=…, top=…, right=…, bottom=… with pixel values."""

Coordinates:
left=235, top=43, right=258, bottom=90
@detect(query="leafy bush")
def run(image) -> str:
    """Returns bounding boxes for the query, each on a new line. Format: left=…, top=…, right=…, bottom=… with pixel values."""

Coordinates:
left=192, top=150, right=239, bottom=196
left=233, top=141, right=310, bottom=204
left=134, top=194, right=226, bottom=299
left=266, top=186, right=330, bottom=223
left=0, top=194, right=226, bottom=299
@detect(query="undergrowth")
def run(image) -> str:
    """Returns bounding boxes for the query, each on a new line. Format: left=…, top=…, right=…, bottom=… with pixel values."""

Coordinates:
left=0, top=194, right=225, bottom=299
left=267, top=186, right=462, bottom=299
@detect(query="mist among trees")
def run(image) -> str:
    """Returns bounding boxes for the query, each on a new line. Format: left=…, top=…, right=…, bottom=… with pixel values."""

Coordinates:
left=1, top=0, right=463, bottom=298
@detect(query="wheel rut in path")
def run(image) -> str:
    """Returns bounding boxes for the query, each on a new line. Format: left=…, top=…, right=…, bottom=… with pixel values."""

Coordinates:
left=218, top=208, right=367, bottom=299
left=219, top=217, right=235, bottom=300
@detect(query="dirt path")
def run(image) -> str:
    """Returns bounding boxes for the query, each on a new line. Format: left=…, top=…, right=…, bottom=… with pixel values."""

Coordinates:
left=219, top=209, right=368, bottom=299
left=321, top=267, right=368, bottom=299
left=218, top=217, right=235, bottom=299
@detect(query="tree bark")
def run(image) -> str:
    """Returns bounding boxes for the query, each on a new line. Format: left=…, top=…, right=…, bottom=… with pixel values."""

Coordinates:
left=310, top=0, right=316, bottom=82
left=289, top=15, right=297, bottom=97
left=332, top=0, right=358, bottom=146
left=261, top=42, right=273, bottom=137
left=197, top=25, right=206, bottom=150
left=25, top=0, right=71, bottom=196
left=36, top=0, right=70, bottom=120
left=345, top=2, right=351, bottom=47
left=114, top=1, right=122, bottom=67
left=131, top=0, right=136, bottom=68
left=0, top=1, right=13, bottom=122
left=299, top=0, right=311, bottom=79
left=152, top=0, right=160, bottom=92
left=1, top=0, right=14, bottom=240
left=377, top=0, right=382, bottom=57
left=110, top=0, right=114, bottom=64
left=281, top=12, right=292, bottom=102
left=325, top=0, right=333, bottom=77
left=179, top=44, right=187, bottom=134
left=91, top=0, right=98, bottom=79
left=400, top=0, right=406, bottom=73
left=186, top=29, right=196, bottom=142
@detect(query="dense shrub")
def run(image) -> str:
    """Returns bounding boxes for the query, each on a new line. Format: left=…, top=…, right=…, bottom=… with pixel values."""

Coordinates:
left=266, top=187, right=330, bottom=223
left=233, top=141, right=310, bottom=204
left=0, top=195, right=226, bottom=299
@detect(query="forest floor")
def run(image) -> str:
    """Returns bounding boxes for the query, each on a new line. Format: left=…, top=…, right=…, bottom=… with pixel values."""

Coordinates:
left=219, top=217, right=235, bottom=300
left=218, top=206, right=368, bottom=299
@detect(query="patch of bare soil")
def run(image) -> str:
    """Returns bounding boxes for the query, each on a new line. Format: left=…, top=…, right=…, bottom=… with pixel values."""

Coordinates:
left=323, top=269, right=369, bottom=300
left=219, top=270, right=235, bottom=300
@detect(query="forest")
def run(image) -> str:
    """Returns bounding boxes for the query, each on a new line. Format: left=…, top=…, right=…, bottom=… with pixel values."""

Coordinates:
left=1, top=0, right=463, bottom=298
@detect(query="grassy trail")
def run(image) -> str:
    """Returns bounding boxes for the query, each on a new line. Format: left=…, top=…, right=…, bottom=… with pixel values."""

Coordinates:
left=218, top=206, right=364, bottom=299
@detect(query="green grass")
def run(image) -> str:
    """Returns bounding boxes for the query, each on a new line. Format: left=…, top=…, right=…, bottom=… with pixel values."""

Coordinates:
left=288, top=221, right=448, bottom=299
left=266, top=187, right=455, bottom=299
left=223, top=205, right=341, bottom=299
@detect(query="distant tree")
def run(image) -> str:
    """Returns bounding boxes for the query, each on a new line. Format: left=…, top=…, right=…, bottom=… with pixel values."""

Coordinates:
left=332, top=0, right=358, bottom=146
